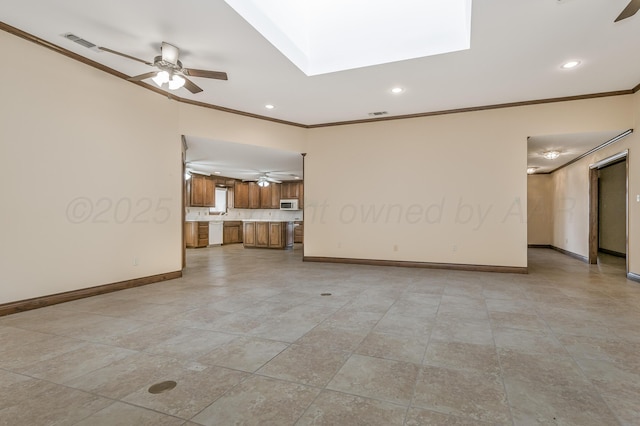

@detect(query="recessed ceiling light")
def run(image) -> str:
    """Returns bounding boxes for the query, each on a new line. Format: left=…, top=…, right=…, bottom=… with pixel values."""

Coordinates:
left=265, top=104, right=275, bottom=110
left=543, top=150, right=561, bottom=160
left=294, top=176, right=301, bottom=179
left=561, top=60, right=581, bottom=69
left=391, top=87, right=404, bottom=94
left=214, top=171, right=221, bottom=174
left=527, top=167, right=538, bottom=174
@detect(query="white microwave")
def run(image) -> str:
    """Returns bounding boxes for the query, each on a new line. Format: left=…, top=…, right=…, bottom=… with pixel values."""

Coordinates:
left=280, top=199, right=299, bottom=210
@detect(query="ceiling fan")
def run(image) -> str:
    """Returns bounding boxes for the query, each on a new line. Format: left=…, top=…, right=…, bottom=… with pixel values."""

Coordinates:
left=99, top=42, right=228, bottom=94
left=615, top=0, right=640, bottom=22
left=244, top=172, right=284, bottom=187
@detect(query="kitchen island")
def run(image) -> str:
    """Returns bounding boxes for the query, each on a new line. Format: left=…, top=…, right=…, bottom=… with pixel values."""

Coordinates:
left=243, top=220, right=294, bottom=249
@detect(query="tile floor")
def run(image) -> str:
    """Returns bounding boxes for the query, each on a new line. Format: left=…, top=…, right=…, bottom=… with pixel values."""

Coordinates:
left=0, top=246, right=639, bottom=425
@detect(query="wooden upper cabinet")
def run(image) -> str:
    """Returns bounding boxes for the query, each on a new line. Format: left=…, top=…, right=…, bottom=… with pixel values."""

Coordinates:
left=258, top=183, right=281, bottom=208
left=248, top=182, right=261, bottom=208
left=234, top=182, right=249, bottom=209
left=204, top=178, right=215, bottom=206
left=271, top=183, right=281, bottom=208
left=188, top=175, right=215, bottom=207
left=259, top=185, right=272, bottom=209
left=281, top=181, right=303, bottom=209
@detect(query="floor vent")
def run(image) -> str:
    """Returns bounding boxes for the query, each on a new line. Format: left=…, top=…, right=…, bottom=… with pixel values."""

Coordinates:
left=62, top=33, right=101, bottom=52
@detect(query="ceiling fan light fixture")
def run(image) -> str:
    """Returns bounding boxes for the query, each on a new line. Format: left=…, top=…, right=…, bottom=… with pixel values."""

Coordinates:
left=543, top=150, right=561, bottom=160
left=257, top=179, right=269, bottom=187
left=169, top=74, right=186, bottom=90
left=152, top=70, right=170, bottom=86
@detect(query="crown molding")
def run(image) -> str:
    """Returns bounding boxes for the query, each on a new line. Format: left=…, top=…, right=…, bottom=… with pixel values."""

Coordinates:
left=2, top=21, right=639, bottom=129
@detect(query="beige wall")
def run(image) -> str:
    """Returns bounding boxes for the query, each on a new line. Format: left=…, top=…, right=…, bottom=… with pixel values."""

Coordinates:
left=0, top=31, right=182, bottom=304
left=0, top=31, right=306, bottom=305
left=551, top=95, right=639, bottom=275
left=527, top=175, right=553, bottom=245
left=305, top=98, right=633, bottom=268
left=599, top=161, right=627, bottom=254
left=2, top=28, right=638, bottom=306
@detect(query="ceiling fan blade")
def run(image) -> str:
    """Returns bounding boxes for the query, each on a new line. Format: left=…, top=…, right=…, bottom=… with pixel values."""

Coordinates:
left=615, top=0, right=640, bottom=21
left=182, top=77, right=203, bottom=94
left=266, top=177, right=282, bottom=183
left=161, top=42, right=180, bottom=65
left=99, top=47, right=153, bottom=66
left=127, top=71, right=158, bottom=82
left=183, top=68, right=228, bottom=80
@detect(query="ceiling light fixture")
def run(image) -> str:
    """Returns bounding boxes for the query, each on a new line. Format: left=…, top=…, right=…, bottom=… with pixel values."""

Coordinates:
left=527, top=167, right=538, bottom=174
left=257, top=177, right=270, bottom=187
left=391, top=87, right=404, bottom=94
left=543, top=150, right=561, bottom=160
left=265, top=104, right=275, bottom=110
left=561, top=60, right=581, bottom=69
left=151, top=71, right=185, bottom=90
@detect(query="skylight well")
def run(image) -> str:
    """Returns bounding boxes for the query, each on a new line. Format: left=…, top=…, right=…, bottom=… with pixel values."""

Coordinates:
left=224, top=0, right=472, bottom=76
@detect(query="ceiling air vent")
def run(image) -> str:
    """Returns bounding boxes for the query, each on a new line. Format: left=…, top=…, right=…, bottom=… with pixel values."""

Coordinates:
left=368, top=111, right=388, bottom=117
left=62, top=33, right=101, bottom=52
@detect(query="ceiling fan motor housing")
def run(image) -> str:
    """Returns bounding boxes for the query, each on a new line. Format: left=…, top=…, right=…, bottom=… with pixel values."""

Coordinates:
left=154, top=56, right=184, bottom=74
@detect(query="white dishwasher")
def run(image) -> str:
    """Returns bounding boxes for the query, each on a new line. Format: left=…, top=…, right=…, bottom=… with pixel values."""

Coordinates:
left=208, top=221, right=223, bottom=246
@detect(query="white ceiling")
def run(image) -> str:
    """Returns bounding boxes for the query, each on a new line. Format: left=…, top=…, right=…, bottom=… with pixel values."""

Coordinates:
left=185, top=137, right=304, bottom=182
left=3, top=0, right=638, bottom=175
left=527, top=130, right=630, bottom=174
left=3, top=0, right=639, bottom=126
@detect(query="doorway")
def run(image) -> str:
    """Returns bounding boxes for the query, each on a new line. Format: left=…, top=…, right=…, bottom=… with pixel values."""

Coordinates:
left=588, top=150, right=628, bottom=273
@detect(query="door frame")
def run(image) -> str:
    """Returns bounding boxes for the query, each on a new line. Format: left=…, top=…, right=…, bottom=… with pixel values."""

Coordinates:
left=588, top=150, right=628, bottom=272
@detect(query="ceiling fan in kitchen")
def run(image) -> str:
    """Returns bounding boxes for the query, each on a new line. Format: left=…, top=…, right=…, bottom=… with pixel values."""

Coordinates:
left=99, top=41, right=228, bottom=94
left=243, top=172, right=284, bottom=187
left=615, top=0, right=640, bottom=21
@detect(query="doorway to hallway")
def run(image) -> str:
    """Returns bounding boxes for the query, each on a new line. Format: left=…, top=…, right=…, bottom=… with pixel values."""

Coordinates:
left=588, top=150, right=628, bottom=274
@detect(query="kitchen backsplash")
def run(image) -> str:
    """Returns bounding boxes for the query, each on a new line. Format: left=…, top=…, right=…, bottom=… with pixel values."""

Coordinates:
left=186, top=207, right=303, bottom=221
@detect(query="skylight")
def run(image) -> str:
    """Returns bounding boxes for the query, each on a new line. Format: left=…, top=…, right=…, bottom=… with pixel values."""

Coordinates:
left=224, top=0, right=473, bottom=76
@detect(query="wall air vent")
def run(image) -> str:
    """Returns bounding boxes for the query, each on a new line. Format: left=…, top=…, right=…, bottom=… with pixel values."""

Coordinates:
left=62, top=33, right=101, bottom=52
left=368, top=111, right=388, bottom=117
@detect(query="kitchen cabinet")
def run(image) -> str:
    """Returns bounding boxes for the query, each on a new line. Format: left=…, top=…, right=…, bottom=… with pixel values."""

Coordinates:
left=234, top=182, right=249, bottom=208
left=248, top=182, right=261, bottom=209
left=243, top=221, right=294, bottom=249
left=281, top=181, right=303, bottom=208
left=232, top=180, right=287, bottom=209
left=294, top=221, right=303, bottom=244
left=223, top=221, right=243, bottom=244
left=185, top=221, right=209, bottom=248
left=187, top=175, right=215, bottom=207
left=243, top=222, right=256, bottom=246
left=259, top=183, right=281, bottom=209
left=255, top=222, right=269, bottom=247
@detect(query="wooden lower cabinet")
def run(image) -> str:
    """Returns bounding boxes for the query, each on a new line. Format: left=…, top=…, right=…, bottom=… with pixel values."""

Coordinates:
left=255, top=222, right=269, bottom=247
left=243, top=222, right=256, bottom=246
left=185, top=221, right=209, bottom=248
left=222, top=221, right=243, bottom=244
left=243, top=221, right=293, bottom=249
left=294, top=221, right=303, bottom=243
